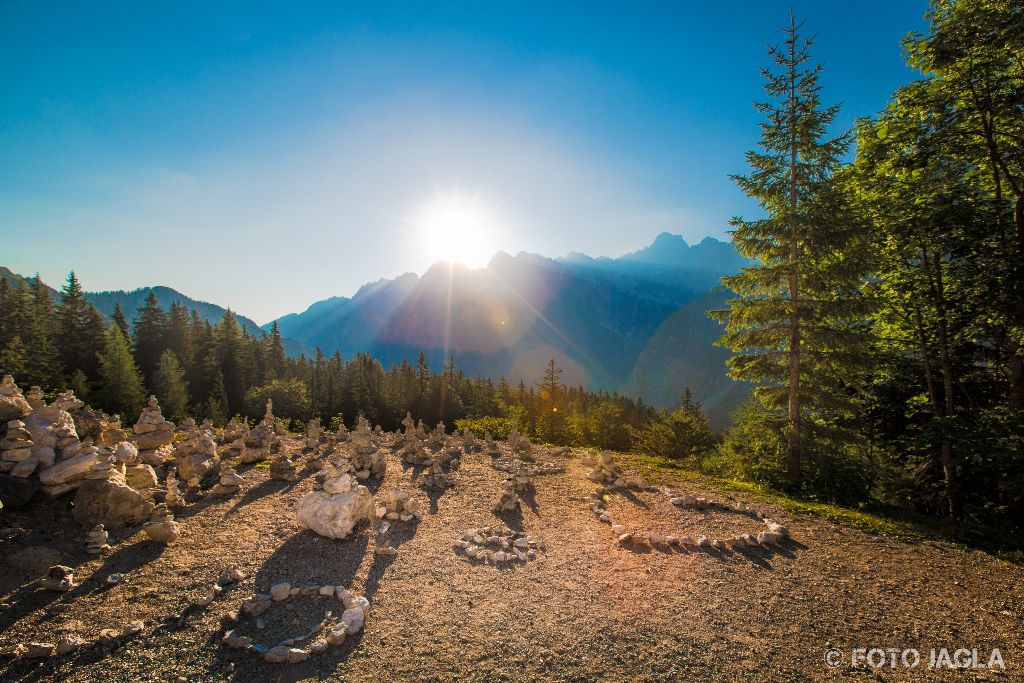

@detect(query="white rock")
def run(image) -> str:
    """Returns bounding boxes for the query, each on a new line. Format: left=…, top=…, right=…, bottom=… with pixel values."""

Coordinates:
left=294, top=486, right=374, bottom=540
left=342, top=607, right=365, bottom=634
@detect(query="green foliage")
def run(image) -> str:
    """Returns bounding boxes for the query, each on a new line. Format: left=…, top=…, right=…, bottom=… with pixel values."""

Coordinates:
left=154, top=350, right=190, bottom=422
left=630, top=391, right=717, bottom=466
left=714, top=16, right=873, bottom=488
left=96, top=325, right=145, bottom=419
left=454, top=415, right=516, bottom=439
left=244, top=378, right=311, bottom=422
left=0, top=335, right=28, bottom=378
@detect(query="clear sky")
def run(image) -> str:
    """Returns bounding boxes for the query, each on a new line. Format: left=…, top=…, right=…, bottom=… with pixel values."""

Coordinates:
left=1, top=1, right=929, bottom=324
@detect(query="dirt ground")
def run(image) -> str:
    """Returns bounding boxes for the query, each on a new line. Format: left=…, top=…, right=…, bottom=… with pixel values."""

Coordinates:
left=1, top=436, right=1021, bottom=682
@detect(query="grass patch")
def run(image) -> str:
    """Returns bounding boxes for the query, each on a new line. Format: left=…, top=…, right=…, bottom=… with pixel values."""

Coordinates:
left=618, top=450, right=1021, bottom=559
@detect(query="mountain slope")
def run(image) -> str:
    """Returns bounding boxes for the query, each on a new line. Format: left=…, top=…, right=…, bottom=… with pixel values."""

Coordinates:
left=269, top=234, right=748, bottom=393
left=622, top=286, right=749, bottom=428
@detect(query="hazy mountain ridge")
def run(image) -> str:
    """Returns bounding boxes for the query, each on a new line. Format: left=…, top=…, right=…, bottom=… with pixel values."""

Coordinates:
left=270, top=233, right=748, bottom=394
left=622, top=286, right=750, bottom=428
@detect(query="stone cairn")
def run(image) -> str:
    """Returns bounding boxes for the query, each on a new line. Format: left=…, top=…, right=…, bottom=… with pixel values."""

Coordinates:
left=143, top=504, right=180, bottom=544
left=34, top=565, right=75, bottom=592
left=239, top=400, right=281, bottom=464
left=269, top=453, right=299, bottom=481
left=483, top=432, right=500, bottom=457
left=506, top=426, right=533, bottom=460
left=491, top=460, right=534, bottom=513
left=132, top=396, right=175, bottom=466
left=491, top=478, right=521, bottom=513
left=85, top=524, right=110, bottom=555
left=222, top=584, right=370, bottom=664
left=72, top=453, right=154, bottom=528
left=305, top=418, right=323, bottom=451
left=0, top=375, right=32, bottom=423
left=435, top=434, right=462, bottom=470
left=164, top=466, right=184, bottom=508
left=174, top=418, right=220, bottom=487
left=1, top=418, right=35, bottom=477
left=115, top=440, right=159, bottom=491
left=373, top=487, right=423, bottom=555
left=419, top=460, right=451, bottom=490
left=334, top=419, right=350, bottom=444
left=398, top=413, right=430, bottom=465
left=347, top=417, right=386, bottom=480
left=461, top=426, right=479, bottom=452
left=584, top=451, right=627, bottom=488
left=453, top=525, right=542, bottom=565
left=213, top=465, right=245, bottom=496
left=220, top=416, right=248, bottom=456
left=295, top=467, right=374, bottom=540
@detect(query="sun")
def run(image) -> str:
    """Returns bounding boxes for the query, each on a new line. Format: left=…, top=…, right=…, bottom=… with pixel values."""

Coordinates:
left=412, top=190, right=501, bottom=268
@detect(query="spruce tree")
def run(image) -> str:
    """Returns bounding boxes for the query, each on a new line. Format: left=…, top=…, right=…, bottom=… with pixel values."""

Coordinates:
left=58, top=271, right=93, bottom=380
left=154, top=349, right=190, bottom=422
left=111, top=302, right=131, bottom=341
left=713, top=16, right=865, bottom=487
left=133, top=291, right=168, bottom=388
left=265, top=320, right=287, bottom=382
left=97, top=325, right=146, bottom=418
left=537, top=358, right=565, bottom=443
left=0, top=336, right=28, bottom=378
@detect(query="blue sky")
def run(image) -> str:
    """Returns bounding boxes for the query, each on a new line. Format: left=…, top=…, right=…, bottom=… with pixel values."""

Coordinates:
left=1, top=1, right=928, bottom=323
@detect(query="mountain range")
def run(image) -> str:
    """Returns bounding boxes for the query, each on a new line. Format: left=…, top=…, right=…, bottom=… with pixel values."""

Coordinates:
left=3, top=232, right=749, bottom=426
left=269, top=233, right=749, bottom=425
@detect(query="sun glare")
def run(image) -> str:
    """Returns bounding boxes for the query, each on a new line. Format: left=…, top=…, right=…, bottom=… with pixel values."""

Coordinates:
left=413, top=191, right=501, bottom=268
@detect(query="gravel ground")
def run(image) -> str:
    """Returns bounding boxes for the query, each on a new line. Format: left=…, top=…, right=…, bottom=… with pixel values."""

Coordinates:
left=1, top=438, right=1021, bottom=682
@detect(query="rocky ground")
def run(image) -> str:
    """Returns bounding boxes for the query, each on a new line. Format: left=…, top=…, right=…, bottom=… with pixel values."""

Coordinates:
left=1, top=436, right=1021, bottom=682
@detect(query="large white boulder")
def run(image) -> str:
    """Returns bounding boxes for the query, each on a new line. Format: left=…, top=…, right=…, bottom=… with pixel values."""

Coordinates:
left=295, top=483, right=374, bottom=540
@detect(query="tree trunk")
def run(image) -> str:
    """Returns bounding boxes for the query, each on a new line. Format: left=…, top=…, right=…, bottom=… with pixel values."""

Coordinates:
left=785, top=15, right=802, bottom=487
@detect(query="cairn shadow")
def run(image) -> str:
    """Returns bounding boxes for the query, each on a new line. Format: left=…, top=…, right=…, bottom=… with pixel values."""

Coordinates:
left=493, top=506, right=525, bottom=532
left=222, top=479, right=294, bottom=518
left=617, top=488, right=650, bottom=509
left=519, top=487, right=540, bottom=517
left=220, top=531, right=372, bottom=682
left=173, top=489, right=228, bottom=520
left=421, top=485, right=450, bottom=514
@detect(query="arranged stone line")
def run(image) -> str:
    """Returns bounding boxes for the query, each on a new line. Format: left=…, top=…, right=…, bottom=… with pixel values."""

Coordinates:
left=220, top=583, right=370, bottom=664
left=583, top=452, right=792, bottom=550
left=453, top=525, right=543, bottom=565
left=492, top=456, right=565, bottom=477
left=0, top=563, right=249, bottom=661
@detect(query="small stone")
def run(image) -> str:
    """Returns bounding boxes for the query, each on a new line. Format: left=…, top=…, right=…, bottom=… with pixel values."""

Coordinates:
left=25, top=642, right=55, bottom=657
left=270, top=582, right=291, bottom=601
left=342, top=607, right=365, bottom=634
left=55, top=634, right=87, bottom=655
